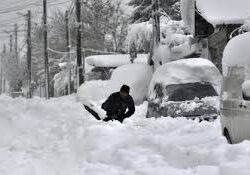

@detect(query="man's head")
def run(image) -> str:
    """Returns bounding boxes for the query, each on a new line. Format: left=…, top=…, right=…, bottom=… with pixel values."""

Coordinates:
left=120, top=85, right=130, bottom=97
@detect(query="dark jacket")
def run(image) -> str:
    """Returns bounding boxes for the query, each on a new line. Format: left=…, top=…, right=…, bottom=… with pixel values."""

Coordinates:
left=101, top=92, right=135, bottom=122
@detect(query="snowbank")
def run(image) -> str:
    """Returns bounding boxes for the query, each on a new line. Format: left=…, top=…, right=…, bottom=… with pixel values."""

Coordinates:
left=1, top=94, right=250, bottom=175
left=148, top=58, right=221, bottom=100
left=222, top=32, right=250, bottom=78
left=109, top=64, right=153, bottom=105
left=86, top=54, right=148, bottom=67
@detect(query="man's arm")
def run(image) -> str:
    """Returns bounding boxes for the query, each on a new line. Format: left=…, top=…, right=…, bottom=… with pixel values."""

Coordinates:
left=101, top=95, right=113, bottom=111
left=124, top=96, right=135, bottom=118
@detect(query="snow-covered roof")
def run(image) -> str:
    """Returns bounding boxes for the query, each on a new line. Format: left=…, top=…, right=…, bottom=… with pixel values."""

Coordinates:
left=181, top=0, right=250, bottom=27
left=85, top=54, right=148, bottom=67
left=196, top=0, right=250, bottom=25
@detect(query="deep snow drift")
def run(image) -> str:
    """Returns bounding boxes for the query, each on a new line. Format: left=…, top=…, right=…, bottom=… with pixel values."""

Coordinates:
left=1, top=90, right=250, bottom=175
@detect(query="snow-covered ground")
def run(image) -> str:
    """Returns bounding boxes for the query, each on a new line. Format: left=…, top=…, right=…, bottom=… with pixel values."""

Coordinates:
left=1, top=82, right=250, bottom=175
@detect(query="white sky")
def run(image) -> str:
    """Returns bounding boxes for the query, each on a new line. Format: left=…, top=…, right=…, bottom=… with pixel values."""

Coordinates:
left=0, top=0, right=132, bottom=52
left=0, top=0, right=71, bottom=50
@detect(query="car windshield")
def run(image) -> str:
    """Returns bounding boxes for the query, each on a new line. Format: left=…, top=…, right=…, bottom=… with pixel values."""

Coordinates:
left=165, top=82, right=218, bottom=101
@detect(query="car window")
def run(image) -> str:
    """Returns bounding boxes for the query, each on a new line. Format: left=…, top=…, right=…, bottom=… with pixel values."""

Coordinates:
left=166, top=82, right=218, bottom=101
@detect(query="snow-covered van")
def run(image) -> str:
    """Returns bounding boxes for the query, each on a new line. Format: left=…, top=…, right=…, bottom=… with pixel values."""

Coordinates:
left=220, top=32, right=250, bottom=144
left=147, top=58, right=221, bottom=120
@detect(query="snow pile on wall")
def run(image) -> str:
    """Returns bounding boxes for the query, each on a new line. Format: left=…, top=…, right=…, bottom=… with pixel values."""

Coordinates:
left=109, top=64, right=153, bottom=105
left=86, top=54, right=148, bottom=67
left=222, top=32, right=250, bottom=77
left=148, top=58, right=221, bottom=100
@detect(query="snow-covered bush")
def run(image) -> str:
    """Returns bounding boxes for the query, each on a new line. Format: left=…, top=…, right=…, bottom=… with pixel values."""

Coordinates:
left=148, top=58, right=222, bottom=101
left=109, top=64, right=153, bottom=105
left=126, top=21, right=152, bottom=53
left=126, top=17, right=191, bottom=54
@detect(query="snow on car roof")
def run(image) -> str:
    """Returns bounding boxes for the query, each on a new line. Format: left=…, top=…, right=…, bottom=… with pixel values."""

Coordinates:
left=222, top=31, right=250, bottom=78
left=196, top=0, right=250, bottom=25
left=148, top=58, right=222, bottom=100
left=86, top=54, right=148, bottom=67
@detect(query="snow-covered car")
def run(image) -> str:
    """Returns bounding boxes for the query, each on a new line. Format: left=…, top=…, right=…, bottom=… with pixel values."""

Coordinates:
left=220, top=31, right=250, bottom=144
left=85, top=54, right=148, bottom=81
left=147, top=58, right=221, bottom=121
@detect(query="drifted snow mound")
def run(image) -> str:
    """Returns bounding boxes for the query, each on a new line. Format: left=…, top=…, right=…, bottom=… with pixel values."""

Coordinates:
left=109, top=64, right=153, bottom=105
left=222, top=32, right=250, bottom=78
left=148, top=58, right=221, bottom=100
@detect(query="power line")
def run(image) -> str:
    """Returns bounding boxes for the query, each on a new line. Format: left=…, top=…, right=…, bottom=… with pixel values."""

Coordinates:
left=0, top=0, right=72, bottom=15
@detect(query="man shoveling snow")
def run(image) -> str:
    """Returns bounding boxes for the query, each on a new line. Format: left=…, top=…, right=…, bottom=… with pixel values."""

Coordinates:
left=83, top=85, right=135, bottom=123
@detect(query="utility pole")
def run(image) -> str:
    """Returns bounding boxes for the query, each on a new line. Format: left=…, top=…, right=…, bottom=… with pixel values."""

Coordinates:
left=10, top=34, right=13, bottom=52
left=1, top=45, right=6, bottom=94
left=149, top=0, right=161, bottom=67
left=65, top=10, right=71, bottom=95
left=14, top=24, right=18, bottom=63
left=43, top=0, right=49, bottom=99
left=27, top=10, right=32, bottom=99
left=0, top=46, right=3, bottom=94
left=152, top=0, right=160, bottom=46
left=75, top=0, right=84, bottom=87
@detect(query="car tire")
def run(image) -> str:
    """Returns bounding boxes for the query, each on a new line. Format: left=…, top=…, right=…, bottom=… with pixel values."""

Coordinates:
left=224, top=129, right=232, bottom=144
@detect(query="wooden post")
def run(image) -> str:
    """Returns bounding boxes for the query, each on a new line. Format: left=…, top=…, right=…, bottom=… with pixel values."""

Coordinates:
left=15, top=24, right=18, bottom=63
left=76, top=0, right=84, bottom=87
left=149, top=0, right=161, bottom=68
left=10, top=34, right=13, bottom=52
left=65, top=10, right=71, bottom=95
left=27, top=10, right=32, bottom=98
left=43, top=0, right=50, bottom=99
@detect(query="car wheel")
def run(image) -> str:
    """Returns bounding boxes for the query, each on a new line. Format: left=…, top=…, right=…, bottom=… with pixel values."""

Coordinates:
left=224, top=129, right=232, bottom=144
